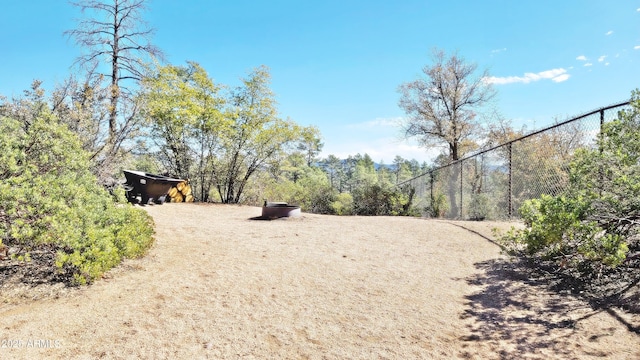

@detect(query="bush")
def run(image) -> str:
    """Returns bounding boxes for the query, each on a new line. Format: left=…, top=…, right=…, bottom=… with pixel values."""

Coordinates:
left=0, top=113, right=155, bottom=285
left=500, top=91, right=640, bottom=276
left=296, top=168, right=337, bottom=214
left=352, top=183, right=416, bottom=216
left=306, top=185, right=337, bottom=214
left=426, top=192, right=448, bottom=218
left=468, top=193, right=491, bottom=220
left=331, top=193, right=353, bottom=215
left=501, top=194, right=627, bottom=267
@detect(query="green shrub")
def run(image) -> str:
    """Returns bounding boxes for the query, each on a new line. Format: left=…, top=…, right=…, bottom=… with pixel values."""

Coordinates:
left=295, top=168, right=337, bottom=214
left=352, top=184, right=387, bottom=215
left=0, top=113, right=155, bottom=285
left=500, top=91, right=640, bottom=275
left=352, top=183, right=415, bottom=216
left=306, top=185, right=337, bottom=214
left=331, top=193, right=353, bottom=215
left=468, top=193, right=491, bottom=220
left=427, top=192, right=448, bottom=218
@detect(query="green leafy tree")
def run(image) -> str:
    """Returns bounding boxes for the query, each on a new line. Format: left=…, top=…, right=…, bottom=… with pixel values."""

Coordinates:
left=408, top=159, right=424, bottom=177
left=376, top=162, right=393, bottom=185
left=392, top=155, right=414, bottom=184
left=332, top=192, right=354, bottom=215
left=486, top=117, right=587, bottom=213
left=279, top=152, right=307, bottom=183
left=320, top=154, right=344, bottom=191
left=297, top=126, right=324, bottom=167
left=297, top=167, right=337, bottom=214
left=244, top=153, right=337, bottom=214
left=0, top=81, right=50, bottom=130
left=141, top=62, right=226, bottom=201
left=50, top=75, right=110, bottom=159
left=353, top=153, right=377, bottom=187
left=213, top=66, right=302, bottom=203
left=342, top=155, right=358, bottom=193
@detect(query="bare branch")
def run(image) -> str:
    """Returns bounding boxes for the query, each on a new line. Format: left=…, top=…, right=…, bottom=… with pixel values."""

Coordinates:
left=66, top=0, right=163, bottom=182
left=398, top=48, right=495, bottom=161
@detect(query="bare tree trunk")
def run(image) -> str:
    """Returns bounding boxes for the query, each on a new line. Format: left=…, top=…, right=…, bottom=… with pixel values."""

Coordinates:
left=109, top=0, right=119, bottom=141
left=66, top=0, right=163, bottom=182
left=448, top=142, right=460, bottom=218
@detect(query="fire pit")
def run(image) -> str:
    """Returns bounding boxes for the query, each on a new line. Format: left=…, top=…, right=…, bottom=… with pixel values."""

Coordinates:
left=261, top=201, right=301, bottom=219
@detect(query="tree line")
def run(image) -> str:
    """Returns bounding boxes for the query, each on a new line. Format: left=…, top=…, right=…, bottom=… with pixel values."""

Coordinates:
left=1, top=0, right=638, bottom=291
left=2, top=0, right=434, bottom=216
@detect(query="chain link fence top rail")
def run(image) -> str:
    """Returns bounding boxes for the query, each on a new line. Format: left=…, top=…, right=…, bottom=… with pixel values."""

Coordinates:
left=398, top=101, right=631, bottom=220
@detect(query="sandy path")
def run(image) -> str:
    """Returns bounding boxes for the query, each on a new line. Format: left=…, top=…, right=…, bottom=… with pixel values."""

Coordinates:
left=0, top=203, right=638, bottom=359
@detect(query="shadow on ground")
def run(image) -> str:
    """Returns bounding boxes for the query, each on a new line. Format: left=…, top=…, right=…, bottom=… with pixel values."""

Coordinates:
left=0, top=244, right=75, bottom=288
left=457, top=257, right=640, bottom=359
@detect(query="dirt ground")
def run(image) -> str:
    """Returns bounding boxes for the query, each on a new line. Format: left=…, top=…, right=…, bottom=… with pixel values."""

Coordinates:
left=1, top=203, right=638, bottom=359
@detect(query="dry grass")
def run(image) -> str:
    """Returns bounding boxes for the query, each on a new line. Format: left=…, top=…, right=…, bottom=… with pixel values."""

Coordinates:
left=0, top=203, right=638, bottom=359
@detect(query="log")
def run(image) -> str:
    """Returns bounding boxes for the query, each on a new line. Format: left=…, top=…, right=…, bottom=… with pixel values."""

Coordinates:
left=0, top=244, right=7, bottom=260
left=172, top=192, right=184, bottom=203
left=181, top=184, right=192, bottom=196
left=176, top=181, right=186, bottom=192
left=168, top=187, right=178, bottom=198
left=185, top=194, right=194, bottom=203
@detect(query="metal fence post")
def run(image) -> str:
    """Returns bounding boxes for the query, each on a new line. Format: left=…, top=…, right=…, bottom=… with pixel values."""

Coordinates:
left=508, top=143, right=513, bottom=218
left=599, top=109, right=605, bottom=195
left=459, top=161, right=463, bottom=219
left=430, top=171, right=434, bottom=205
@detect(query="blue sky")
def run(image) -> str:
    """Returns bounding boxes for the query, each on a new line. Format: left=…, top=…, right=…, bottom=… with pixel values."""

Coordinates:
left=1, top=1, right=639, bottom=163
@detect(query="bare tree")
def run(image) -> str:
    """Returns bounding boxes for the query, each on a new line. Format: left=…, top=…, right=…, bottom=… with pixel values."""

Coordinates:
left=398, top=48, right=495, bottom=217
left=66, top=0, right=163, bottom=179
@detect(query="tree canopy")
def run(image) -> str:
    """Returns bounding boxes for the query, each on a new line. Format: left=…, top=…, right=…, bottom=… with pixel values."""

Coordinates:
left=213, top=66, right=303, bottom=203
left=398, top=48, right=495, bottom=162
left=141, top=64, right=310, bottom=203
left=398, top=48, right=495, bottom=217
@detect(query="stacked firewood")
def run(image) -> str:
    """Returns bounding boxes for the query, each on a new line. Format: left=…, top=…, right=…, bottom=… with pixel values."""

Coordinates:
left=168, top=181, right=194, bottom=203
left=0, top=242, right=7, bottom=260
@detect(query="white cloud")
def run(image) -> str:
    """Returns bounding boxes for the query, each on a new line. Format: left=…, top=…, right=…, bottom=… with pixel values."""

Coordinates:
left=483, top=68, right=570, bottom=85
left=347, top=117, right=401, bottom=129
left=584, top=62, right=593, bottom=67
left=635, top=45, right=640, bottom=50
left=576, top=55, right=588, bottom=61
left=551, top=74, right=570, bottom=83
left=605, top=30, right=613, bottom=36
left=538, top=69, right=566, bottom=78
left=598, top=55, right=607, bottom=62
left=491, top=48, right=507, bottom=54
left=605, top=62, right=610, bottom=66
left=637, top=7, right=640, bottom=11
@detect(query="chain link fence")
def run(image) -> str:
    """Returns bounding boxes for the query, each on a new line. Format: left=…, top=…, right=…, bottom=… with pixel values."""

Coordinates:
left=398, top=102, right=631, bottom=220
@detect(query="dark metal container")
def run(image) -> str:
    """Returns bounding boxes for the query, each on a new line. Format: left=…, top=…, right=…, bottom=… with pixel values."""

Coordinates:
left=123, top=170, right=184, bottom=205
